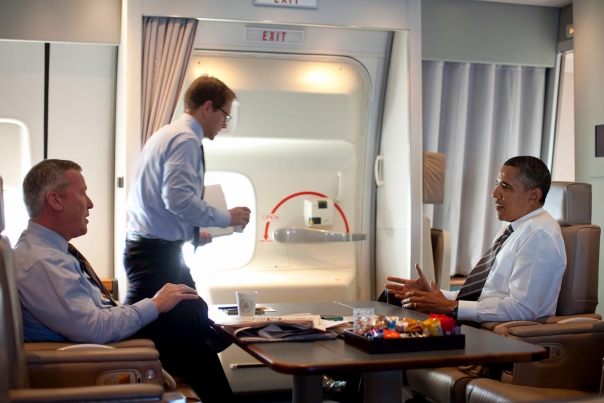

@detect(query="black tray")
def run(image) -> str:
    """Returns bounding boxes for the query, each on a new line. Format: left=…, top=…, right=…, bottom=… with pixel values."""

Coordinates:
left=344, top=330, right=465, bottom=354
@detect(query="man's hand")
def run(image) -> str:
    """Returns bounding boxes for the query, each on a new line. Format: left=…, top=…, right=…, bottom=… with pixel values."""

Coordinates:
left=198, top=231, right=213, bottom=247
left=385, top=263, right=431, bottom=296
left=229, top=207, right=251, bottom=227
left=398, top=281, right=457, bottom=314
left=152, top=284, right=200, bottom=314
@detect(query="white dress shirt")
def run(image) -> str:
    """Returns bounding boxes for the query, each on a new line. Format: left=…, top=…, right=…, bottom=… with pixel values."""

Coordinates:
left=442, top=207, right=567, bottom=322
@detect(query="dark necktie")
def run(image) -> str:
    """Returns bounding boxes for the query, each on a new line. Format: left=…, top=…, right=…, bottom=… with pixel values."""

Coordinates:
left=192, top=144, right=206, bottom=251
left=456, top=225, right=514, bottom=301
left=68, top=243, right=118, bottom=306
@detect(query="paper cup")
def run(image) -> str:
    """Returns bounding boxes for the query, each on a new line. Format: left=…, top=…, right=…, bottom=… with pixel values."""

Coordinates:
left=236, top=291, right=258, bottom=317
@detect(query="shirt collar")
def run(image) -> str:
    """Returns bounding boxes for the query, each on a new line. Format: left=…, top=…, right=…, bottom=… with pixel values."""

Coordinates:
left=180, top=113, right=204, bottom=144
left=27, top=220, right=69, bottom=253
left=509, top=207, right=544, bottom=232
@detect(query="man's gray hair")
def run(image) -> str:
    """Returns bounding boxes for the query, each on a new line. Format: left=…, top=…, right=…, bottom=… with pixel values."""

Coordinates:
left=503, top=156, right=551, bottom=204
left=23, top=159, right=82, bottom=218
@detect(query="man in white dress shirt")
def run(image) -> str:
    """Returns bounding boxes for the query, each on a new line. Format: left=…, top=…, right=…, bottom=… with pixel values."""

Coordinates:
left=385, top=156, right=566, bottom=323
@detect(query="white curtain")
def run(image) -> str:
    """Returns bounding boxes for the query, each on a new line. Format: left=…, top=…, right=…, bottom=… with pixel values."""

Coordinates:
left=141, top=17, right=198, bottom=144
left=422, top=61, right=546, bottom=275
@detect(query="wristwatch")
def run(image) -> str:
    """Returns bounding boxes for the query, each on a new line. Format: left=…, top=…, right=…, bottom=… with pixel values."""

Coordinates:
left=451, top=302, right=459, bottom=320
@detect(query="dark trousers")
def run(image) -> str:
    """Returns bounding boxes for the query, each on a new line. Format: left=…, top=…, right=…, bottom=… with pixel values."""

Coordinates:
left=124, top=240, right=235, bottom=403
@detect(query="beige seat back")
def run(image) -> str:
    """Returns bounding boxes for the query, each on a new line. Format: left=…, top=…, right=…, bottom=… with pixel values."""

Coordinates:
left=0, top=272, right=11, bottom=402
left=543, top=182, right=600, bottom=318
left=498, top=182, right=603, bottom=391
left=423, top=152, right=451, bottom=289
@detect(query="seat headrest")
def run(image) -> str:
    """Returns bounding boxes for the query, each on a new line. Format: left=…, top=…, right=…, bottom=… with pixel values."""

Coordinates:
left=544, top=182, right=591, bottom=225
left=423, top=152, right=445, bottom=204
left=0, top=176, right=4, bottom=233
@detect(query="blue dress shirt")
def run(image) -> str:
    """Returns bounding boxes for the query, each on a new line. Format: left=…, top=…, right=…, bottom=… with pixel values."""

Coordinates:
left=14, top=221, right=158, bottom=344
left=126, top=114, right=231, bottom=242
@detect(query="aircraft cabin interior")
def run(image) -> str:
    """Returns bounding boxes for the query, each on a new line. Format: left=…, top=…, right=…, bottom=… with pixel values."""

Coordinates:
left=1, top=0, right=604, bottom=402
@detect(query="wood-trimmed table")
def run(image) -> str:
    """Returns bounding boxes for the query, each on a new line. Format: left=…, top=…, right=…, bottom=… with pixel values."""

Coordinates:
left=211, top=301, right=546, bottom=403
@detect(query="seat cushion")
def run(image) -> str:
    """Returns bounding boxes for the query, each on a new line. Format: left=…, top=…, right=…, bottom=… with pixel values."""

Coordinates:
left=466, top=378, right=595, bottom=403
left=406, top=367, right=477, bottom=403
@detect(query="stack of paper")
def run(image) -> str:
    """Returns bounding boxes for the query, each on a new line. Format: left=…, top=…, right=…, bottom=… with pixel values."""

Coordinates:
left=215, top=314, right=351, bottom=343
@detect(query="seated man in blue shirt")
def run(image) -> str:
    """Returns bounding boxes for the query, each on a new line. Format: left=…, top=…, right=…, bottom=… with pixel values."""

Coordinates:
left=14, top=159, right=234, bottom=403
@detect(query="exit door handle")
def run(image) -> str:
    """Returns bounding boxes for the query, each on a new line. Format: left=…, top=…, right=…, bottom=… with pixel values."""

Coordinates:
left=273, top=227, right=366, bottom=243
left=374, top=155, right=384, bottom=187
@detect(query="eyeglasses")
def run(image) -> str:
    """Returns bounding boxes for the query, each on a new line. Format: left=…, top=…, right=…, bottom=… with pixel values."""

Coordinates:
left=216, top=106, right=232, bottom=123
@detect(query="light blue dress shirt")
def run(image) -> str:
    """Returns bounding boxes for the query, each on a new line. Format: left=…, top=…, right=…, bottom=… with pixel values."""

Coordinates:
left=14, top=221, right=158, bottom=344
left=126, top=114, right=231, bottom=242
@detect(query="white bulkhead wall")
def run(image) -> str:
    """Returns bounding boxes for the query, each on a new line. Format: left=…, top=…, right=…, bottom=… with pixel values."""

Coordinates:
left=179, top=51, right=370, bottom=303
left=0, top=40, right=117, bottom=278
left=116, top=0, right=423, bottom=300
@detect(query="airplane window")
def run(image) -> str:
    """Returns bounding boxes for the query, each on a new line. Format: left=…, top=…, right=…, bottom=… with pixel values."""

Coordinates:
left=182, top=171, right=257, bottom=271
left=0, top=119, right=32, bottom=245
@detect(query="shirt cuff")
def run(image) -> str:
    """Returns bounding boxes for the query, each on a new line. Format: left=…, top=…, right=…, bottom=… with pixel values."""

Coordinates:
left=441, top=289, right=458, bottom=300
left=457, top=300, right=477, bottom=321
left=215, top=208, right=232, bottom=228
left=133, top=298, right=159, bottom=327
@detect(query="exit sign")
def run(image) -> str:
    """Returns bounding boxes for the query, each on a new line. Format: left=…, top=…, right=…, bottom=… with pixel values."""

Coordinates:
left=244, top=27, right=304, bottom=45
left=254, top=0, right=317, bottom=9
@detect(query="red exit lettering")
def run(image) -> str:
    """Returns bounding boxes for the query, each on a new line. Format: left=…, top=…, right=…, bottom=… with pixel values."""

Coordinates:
left=275, top=0, right=298, bottom=3
left=262, top=31, right=288, bottom=42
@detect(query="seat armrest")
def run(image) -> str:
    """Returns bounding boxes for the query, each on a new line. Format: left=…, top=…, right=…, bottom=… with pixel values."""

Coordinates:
left=26, top=347, right=159, bottom=364
left=508, top=320, right=604, bottom=338
left=9, top=384, right=168, bottom=403
left=535, top=313, right=602, bottom=324
left=24, top=339, right=156, bottom=352
left=26, top=347, right=163, bottom=388
left=493, top=321, right=542, bottom=336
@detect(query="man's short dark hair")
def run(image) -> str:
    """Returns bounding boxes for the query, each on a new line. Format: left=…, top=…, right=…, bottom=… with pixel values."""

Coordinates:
left=503, top=156, right=551, bottom=204
left=184, top=75, right=236, bottom=111
left=23, top=159, right=82, bottom=218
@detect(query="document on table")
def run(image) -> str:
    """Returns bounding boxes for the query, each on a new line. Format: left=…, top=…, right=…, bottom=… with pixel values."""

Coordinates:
left=216, top=314, right=351, bottom=343
left=233, top=323, right=338, bottom=343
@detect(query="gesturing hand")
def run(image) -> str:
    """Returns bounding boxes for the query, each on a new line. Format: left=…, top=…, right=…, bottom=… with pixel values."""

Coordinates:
left=399, top=280, right=457, bottom=314
left=384, top=263, right=432, bottom=298
left=152, top=283, right=200, bottom=314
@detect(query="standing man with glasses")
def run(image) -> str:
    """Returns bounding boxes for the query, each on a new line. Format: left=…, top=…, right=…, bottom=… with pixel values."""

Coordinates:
left=124, top=75, right=250, bottom=402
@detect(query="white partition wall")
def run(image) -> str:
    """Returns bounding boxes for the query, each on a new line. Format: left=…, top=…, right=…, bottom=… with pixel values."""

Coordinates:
left=0, top=41, right=117, bottom=277
left=47, top=43, right=117, bottom=277
left=375, top=31, right=414, bottom=294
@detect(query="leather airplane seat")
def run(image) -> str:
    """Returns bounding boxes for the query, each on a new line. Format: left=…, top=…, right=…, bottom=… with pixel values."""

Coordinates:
left=0, top=177, right=188, bottom=402
left=405, top=182, right=602, bottom=403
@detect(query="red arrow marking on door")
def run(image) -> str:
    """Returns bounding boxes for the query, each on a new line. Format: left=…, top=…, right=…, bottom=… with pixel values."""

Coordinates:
left=263, top=191, right=349, bottom=240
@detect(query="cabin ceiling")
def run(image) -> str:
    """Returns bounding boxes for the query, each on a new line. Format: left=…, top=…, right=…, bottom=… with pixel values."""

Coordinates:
left=474, top=0, right=572, bottom=7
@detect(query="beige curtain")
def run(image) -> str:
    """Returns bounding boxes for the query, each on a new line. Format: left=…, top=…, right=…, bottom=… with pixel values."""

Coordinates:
left=141, top=17, right=198, bottom=144
left=422, top=61, right=546, bottom=276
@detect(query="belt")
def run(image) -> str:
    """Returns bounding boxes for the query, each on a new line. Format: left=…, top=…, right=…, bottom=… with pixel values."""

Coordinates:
left=126, top=233, right=185, bottom=247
